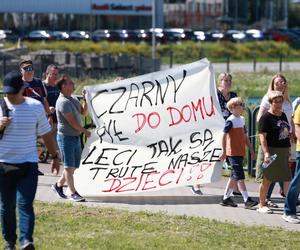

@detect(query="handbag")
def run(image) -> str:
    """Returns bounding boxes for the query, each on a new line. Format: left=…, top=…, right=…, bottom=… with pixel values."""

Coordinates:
left=0, top=162, right=30, bottom=177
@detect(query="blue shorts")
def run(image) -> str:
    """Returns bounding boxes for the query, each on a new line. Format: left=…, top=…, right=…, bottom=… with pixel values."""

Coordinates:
left=227, top=156, right=245, bottom=181
left=57, top=134, right=82, bottom=168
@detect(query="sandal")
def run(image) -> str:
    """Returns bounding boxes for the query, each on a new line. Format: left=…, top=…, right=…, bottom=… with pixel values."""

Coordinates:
left=267, top=200, right=279, bottom=208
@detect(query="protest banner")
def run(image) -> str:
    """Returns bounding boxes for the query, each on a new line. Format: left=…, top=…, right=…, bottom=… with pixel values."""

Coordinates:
left=74, top=58, right=225, bottom=196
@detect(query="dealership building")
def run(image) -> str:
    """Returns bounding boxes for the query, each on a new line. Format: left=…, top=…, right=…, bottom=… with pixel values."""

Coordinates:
left=0, top=0, right=164, bottom=32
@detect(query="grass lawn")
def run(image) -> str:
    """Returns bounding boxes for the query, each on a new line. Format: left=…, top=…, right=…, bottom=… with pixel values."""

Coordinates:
left=1, top=201, right=300, bottom=249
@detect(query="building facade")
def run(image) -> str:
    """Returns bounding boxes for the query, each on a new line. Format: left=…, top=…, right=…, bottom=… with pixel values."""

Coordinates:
left=0, top=0, right=164, bottom=32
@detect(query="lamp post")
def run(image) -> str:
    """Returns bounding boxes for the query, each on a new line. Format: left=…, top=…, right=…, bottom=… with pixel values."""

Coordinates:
left=152, top=0, right=156, bottom=71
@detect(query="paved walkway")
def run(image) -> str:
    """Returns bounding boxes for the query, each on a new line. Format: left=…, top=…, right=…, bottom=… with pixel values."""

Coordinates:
left=37, top=163, right=300, bottom=231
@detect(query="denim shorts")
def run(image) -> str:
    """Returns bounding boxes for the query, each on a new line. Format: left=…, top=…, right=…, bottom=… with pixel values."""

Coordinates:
left=227, top=156, right=245, bottom=181
left=57, top=134, right=82, bottom=168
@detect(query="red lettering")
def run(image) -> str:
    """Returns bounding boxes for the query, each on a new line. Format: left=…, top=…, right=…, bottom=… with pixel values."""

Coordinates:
left=142, top=172, right=159, bottom=191
left=159, top=169, right=175, bottom=186
left=132, top=113, right=146, bottom=133
left=167, top=106, right=182, bottom=126
left=167, top=96, right=214, bottom=127
left=102, top=178, right=121, bottom=192
left=147, top=112, right=160, bottom=129
left=115, top=177, right=137, bottom=193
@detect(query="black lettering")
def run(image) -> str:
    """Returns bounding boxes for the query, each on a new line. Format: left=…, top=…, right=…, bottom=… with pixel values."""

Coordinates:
left=125, top=83, right=139, bottom=110
left=94, top=148, right=118, bottom=165
left=189, top=132, right=203, bottom=149
left=168, top=137, right=182, bottom=156
left=82, top=146, right=97, bottom=164
left=109, top=87, right=126, bottom=114
left=141, top=162, right=158, bottom=174
left=106, top=168, right=120, bottom=178
left=90, top=89, right=108, bottom=119
left=210, top=148, right=222, bottom=162
left=140, top=81, right=155, bottom=107
left=90, top=167, right=108, bottom=180
left=155, top=79, right=168, bottom=105
left=203, top=129, right=214, bottom=151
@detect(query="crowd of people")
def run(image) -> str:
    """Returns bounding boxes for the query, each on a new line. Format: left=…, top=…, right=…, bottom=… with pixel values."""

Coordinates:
left=1, top=62, right=300, bottom=249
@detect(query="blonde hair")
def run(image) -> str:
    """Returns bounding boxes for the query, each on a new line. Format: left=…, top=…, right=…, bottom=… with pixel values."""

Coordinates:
left=217, top=72, right=232, bottom=85
left=226, top=97, right=244, bottom=112
left=268, top=90, right=284, bottom=103
left=267, top=73, right=292, bottom=106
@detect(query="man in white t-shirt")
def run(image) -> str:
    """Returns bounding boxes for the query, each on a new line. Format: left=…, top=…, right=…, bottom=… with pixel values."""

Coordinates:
left=0, top=71, right=60, bottom=250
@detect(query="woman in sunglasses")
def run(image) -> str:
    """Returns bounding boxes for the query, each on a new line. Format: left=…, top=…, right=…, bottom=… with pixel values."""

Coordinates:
left=257, top=91, right=292, bottom=214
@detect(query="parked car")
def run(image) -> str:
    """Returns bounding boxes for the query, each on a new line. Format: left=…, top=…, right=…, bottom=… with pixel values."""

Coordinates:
left=27, top=30, right=52, bottom=41
left=92, top=29, right=110, bottom=42
left=145, top=28, right=165, bottom=44
left=163, top=28, right=186, bottom=43
left=69, top=30, right=90, bottom=40
left=50, top=31, right=70, bottom=40
left=0, top=29, right=18, bottom=41
left=245, top=29, right=266, bottom=41
left=193, top=31, right=206, bottom=42
left=204, top=30, right=224, bottom=42
left=222, top=30, right=247, bottom=42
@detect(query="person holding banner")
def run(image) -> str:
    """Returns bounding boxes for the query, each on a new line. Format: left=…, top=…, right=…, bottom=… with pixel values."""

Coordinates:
left=255, top=74, right=294, bottom=208
left=192, top=72, right=238, bottom=195
left=219, top=97, right=257, bottom=208
left=51, top=75, right=91, bottom=202
left=257, top=90, right=291, bottom=214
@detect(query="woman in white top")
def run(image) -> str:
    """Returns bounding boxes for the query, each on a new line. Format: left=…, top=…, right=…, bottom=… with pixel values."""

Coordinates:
left=256, top=73, right=294, bottom=208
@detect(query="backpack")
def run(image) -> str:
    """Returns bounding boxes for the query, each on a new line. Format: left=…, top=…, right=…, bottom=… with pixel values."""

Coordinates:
left=0, top=98, right=10, bottom=139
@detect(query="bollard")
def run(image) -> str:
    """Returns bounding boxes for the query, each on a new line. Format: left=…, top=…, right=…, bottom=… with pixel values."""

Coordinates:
left=169, top=50, right=173, bottom=69
left=2, top=55, right=6, bottom=76
left=279, top=54, right=283, bottom=72
left=75, top=53, right=79, bottom=78
left=253, top=52, right=256, bottom=72
left=226, top=54, right=230, bottom=73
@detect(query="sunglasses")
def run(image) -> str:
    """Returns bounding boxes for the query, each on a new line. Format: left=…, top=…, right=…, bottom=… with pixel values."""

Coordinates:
left=23, top=66, right=34, bottom=72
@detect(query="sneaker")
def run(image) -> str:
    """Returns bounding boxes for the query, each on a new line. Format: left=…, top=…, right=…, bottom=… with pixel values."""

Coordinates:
left=21, top=240, right=35, bottom=250
left=220, top=197, right=238, bottom=207
left=191, top=186, right=203, bottom=195
left=69, top=192, right=85, bottom=202
left=51, top=183, right=67, bottom=199
left=267, top=199, right=279, bottom=208
left=245, top=197, right=258, bottom=209
left=4, top=242, right=15, bottom=250
left=257, top=206, right=273, bottom=214
left=282, top=214, right=300, bottom=224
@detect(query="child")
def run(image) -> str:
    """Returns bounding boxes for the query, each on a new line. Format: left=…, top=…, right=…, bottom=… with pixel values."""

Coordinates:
left=219, top=97, right=258, bottom=209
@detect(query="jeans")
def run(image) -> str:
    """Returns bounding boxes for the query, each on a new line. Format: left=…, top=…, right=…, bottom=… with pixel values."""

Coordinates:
left=0, top=163, right=38, bottom=245
left=57, top=134, right=81, bottom=168
left=284, top=152, right=300, bottom=215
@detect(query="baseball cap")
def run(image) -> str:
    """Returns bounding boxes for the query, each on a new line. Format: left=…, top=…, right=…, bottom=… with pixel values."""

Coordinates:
left=3, top=71, right=24, bottom=94
left=19, top=59, right=33, bottom=69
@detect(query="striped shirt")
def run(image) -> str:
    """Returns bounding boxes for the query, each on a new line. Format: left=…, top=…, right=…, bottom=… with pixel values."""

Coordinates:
left=0, top=97, right=51, bottom=163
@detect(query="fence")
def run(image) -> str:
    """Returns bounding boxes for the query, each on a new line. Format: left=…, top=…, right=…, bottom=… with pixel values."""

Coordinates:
left=0, top=52, right=161, bottom=79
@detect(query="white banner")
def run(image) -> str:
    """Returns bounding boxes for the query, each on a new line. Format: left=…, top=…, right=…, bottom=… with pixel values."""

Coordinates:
left=74, top=59, right=224, bottom=197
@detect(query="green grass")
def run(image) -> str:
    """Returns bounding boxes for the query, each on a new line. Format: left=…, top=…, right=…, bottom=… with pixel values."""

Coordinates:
left=1, top=201, right=299, bottom=249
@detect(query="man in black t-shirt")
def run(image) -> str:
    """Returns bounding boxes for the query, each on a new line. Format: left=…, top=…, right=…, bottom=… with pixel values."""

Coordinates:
left=20, top=59, right=52, bottom=119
